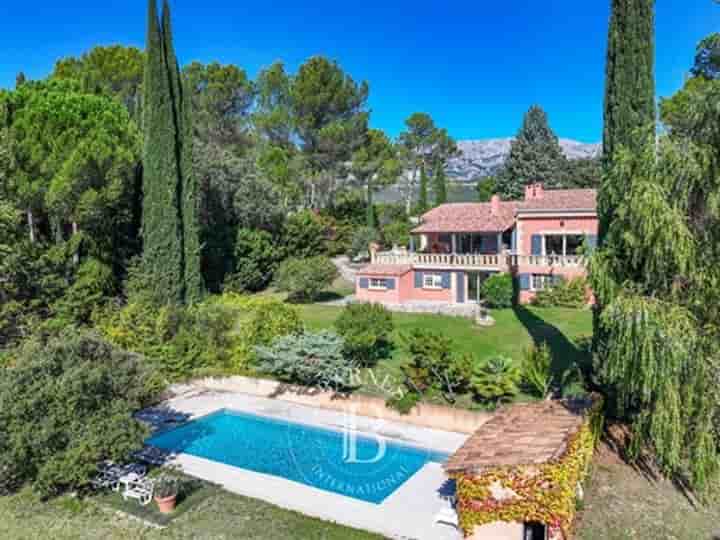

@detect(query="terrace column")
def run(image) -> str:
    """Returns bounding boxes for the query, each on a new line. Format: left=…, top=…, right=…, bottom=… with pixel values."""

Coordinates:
left=496, top=232, right=503, bottom=254
left=409, top=235, right=415, bottom=253
left=451, top=234, right=457, bottom=254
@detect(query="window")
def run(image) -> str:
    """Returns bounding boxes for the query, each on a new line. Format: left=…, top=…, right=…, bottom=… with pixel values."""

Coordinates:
left=565, top=234, right=585, bottom=256
left=531, top=274, right=552, bottom=291
left=545, top=235, right=564, bottom=256
left=423, top=273, right=444, bottom=289
left=369, top=278, right=387, bottom=290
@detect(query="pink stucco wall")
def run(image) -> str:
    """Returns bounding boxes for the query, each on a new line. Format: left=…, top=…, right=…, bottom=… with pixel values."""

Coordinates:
left=354, top=275, right=403, bottom=304
left=355, top=270, right=453, bottom=304
left=516, top=215, right=597, bottom=256
left=515, top=215, right=597, bottom=304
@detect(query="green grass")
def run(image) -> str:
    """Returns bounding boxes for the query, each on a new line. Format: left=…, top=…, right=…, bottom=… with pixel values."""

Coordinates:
left=296, top=302, right=593, bottom=404
left=0, top=488, right=386, bottom=540
left=94, top=475, right=219, bottom=527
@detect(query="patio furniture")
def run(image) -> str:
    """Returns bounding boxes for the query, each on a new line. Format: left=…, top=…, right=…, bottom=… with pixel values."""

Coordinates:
left=91, top=462, right=146, bottom=491
left=133, top=445, right=174, bottom=466
left=434, top=507, right=459, bottom=528
left=434, top=494, right=459, bottom=528
left=121, top=477, right=154, bottom=506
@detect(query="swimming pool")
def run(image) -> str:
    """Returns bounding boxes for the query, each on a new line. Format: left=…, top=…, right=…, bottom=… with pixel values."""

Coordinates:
left=147, top=409, right=447, bottom=504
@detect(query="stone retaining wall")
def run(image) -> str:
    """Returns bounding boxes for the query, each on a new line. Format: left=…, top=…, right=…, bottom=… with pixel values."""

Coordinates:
left=189, top=375, right=492, bottom=435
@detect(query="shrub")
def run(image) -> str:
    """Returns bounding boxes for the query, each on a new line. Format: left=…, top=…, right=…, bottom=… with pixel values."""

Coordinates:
left=481, top=273, right=514, bottom=308
left=521, top=343, right=553, bottom=398
left=401, top=329, right=473, bottom=404
left=95, top=293, right=303, bottom=378
left=335, top=303, right=394, bottom=366
left=0, top=331, right=163, bottom=497
left=382, top=220, right=411, bottom=248
left=255, top=331, right=355, bottom=391
left=275, top=256, right=338, bottom=302
left=224, top=228, right=279, bottom=293
left=386, top=391, right=421, bottom=415
left=471, top=356, right=521, bottom=403
left=348, top=226, right=379, bottom=259
left=282, top=210, right=327, bottom=259
left=532, top=277, right=588, bottom=308
left=51, top=258, right=116, bottom=326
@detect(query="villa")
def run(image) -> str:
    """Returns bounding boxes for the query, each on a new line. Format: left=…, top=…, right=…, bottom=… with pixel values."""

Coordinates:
left=356, top=182, right=598, bottom=307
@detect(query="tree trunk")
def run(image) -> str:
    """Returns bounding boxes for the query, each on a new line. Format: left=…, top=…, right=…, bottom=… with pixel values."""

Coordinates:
left=26, top=209, right=35, bottom=243
left=72, top=221, right=80, bottom=265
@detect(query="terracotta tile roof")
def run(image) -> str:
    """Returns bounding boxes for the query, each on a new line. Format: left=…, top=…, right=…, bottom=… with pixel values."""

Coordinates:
left=411, top=189, right=597, bottom=234
left=444, top=398, right=593, bottom=475
left=518, top=189, right=597, bottom=212
left=357, top=264, right=412, bottom=277
left=412, top=202, right=519, bottom=234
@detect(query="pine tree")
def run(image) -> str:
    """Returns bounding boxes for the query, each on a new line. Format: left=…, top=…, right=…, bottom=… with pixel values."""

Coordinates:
left=432, top=160, right=447, bottom=206
left=141, top=0, right=203, bottom=305
left=495, top=105, right=567, bottom=200
left=417, top=164, right=428, bottom=213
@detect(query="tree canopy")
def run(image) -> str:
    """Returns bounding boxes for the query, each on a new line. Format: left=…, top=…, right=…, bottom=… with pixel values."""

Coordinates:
left=496, top=105, right=567, bottom=200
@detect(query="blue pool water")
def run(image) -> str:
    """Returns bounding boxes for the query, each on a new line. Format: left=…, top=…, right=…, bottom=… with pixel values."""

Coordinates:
left=147, top=409, right=447, bottom=504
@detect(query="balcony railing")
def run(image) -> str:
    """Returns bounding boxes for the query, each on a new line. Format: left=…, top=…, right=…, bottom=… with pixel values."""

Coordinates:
left=371, top=251, right=586, bottom=269
left=510, top=255, right=586, bottom=268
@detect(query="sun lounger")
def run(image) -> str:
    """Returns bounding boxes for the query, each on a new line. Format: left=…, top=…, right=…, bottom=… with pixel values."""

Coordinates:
left=91, top=462, right=146, bottom=491
left=121, top=477, right=154, bottom=506
left=434, top=507, right=459, bottom=528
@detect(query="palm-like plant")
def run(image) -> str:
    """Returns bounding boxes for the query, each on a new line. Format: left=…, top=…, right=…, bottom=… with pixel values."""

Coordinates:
left=471, top=356, right=521, bottom=403
left=521, top=343, right=554, bottom=399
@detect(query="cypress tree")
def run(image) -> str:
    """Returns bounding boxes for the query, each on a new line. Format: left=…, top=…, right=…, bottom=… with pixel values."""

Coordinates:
left=603, top=0, right=656, bottom=166
left=142, top=0, right=203, bottom=304
left=142, top=0, right=184, bottom=304
left=366, top=176, right=376, bottom=229
left=160, top=0, right=203, bottom=303
left=433, top=160, right=447, bottom=206
left=495, top=105, right=566, bottom=200
left=417, top=164, right=428, bottom=213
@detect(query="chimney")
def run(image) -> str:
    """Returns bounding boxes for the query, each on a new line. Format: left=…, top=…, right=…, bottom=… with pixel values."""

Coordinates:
left=525, top=182, right=545, bottom=201
left=490, top=194, right=501, bottom=215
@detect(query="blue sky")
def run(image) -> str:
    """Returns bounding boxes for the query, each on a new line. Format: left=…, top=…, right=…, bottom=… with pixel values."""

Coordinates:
left=0, top=1, right=717, bottom=142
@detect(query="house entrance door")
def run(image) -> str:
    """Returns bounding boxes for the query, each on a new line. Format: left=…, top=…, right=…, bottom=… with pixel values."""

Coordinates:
left=467, top=272, right=481, bottom=304
left=468, top=272, right=495, bottom=304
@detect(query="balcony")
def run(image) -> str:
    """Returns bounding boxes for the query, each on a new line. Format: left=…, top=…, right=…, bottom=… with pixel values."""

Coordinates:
left=371, top=251, right=586, bottom=270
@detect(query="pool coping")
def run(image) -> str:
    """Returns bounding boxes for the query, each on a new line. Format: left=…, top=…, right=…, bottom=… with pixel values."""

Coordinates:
left=148, top=390, right=466, bottom=540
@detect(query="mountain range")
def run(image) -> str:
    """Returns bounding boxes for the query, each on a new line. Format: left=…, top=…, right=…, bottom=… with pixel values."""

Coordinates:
left=447, top=138, right=602, bottom=182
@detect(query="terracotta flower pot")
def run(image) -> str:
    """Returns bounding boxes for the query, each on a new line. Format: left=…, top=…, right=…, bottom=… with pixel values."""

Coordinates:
left=155, top=494, right=177, bottom=514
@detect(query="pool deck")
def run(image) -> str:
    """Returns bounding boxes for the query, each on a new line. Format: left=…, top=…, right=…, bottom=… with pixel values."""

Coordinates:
left=151, top=390, right=468, bottom=540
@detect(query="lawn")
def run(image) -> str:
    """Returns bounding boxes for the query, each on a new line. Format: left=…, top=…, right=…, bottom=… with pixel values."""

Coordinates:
left=0, top=487, right=386, bottom=540
left=296, top=301, right=593, bottom=403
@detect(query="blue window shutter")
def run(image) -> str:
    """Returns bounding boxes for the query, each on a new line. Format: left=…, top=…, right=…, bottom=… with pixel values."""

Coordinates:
left=586, top=235, right=598, bottom=254
left=511, top=227, right=517, bottom=252
left=441, top=272, right=451, bottom=289
left=518, top=274, right=530, bottom=291
left=456, top=271, right=465, bottom=303
left=414, top=271, right=423, bottom=288
left=359, top=277, right=369, bottom=289
left=386, top=278, right=395, bottom=290
left=531, top=235, right=543, bottom=255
